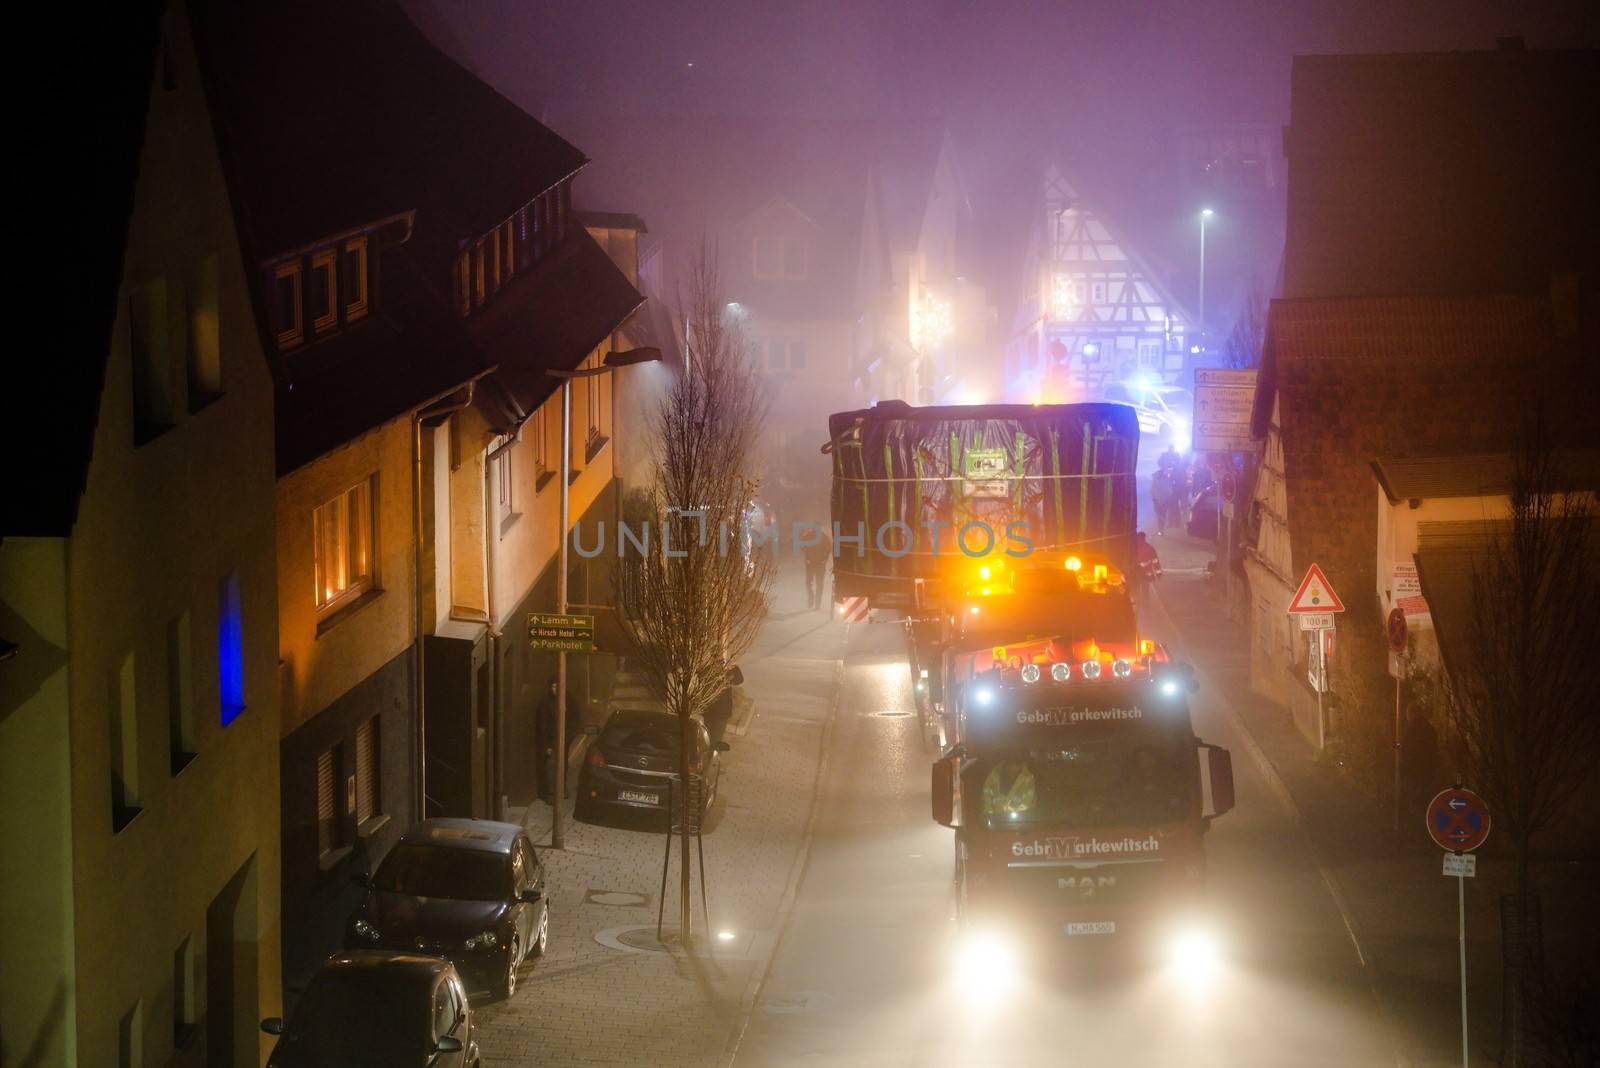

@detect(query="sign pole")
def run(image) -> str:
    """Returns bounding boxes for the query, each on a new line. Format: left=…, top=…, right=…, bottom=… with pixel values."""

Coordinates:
left=554, top=378, right=572, bottom=850
left=1393, top=676, right=1402, bottom=835
left=1428, top=786, right=1489, bottom=1068
left=1458, top=861, right=1469, bottom=1068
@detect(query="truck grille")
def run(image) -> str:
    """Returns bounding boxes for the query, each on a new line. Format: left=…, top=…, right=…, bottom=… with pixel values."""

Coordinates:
left=1006, top=858, right=1164, bottom=907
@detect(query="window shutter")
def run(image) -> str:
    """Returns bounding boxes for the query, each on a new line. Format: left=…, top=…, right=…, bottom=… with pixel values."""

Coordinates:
left=355, top=717, right=378, bottom=823
left=316, top=748, right=337, bottom=855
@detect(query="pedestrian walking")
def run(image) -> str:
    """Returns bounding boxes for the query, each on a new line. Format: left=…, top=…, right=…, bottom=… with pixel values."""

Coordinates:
left=803, top=525, right=833, bottom=610
left=1151, top=466, right=1177, bottom=534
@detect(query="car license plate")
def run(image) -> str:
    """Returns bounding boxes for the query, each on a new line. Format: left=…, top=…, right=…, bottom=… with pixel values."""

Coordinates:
left=619, top=789, right=659, bottom=805
left=1064, top=921, right=1116, bottom=936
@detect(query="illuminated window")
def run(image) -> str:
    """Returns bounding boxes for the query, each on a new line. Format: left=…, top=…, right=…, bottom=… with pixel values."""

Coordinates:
left=188, top=254, right=222, bottom=407
left=218, top=570, right=244, bottom=725
left=1138, top=339, right=1161, bottom=369
left=272, top=260, right=304, bottom=349
left=343, top=237, right=369, bottom=322
left=313, top=476, right=377, bottom=616
left=309, top=249, right=338, bottom=334
left=473, top=241, right=487, bottom=307
left=585, top=355, right=603, bottom=446
left=501, top=221, right=516, bottom=281
left=531, top=406, right=551, bottom=485
left=1090, top=281, right=1107, bottom=306
left=496, top=449, right=519, bottom=533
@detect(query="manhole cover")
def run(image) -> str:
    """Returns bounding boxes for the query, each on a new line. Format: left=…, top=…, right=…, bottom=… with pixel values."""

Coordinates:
left=585, top=889, right=649, bottom=908
left=868, top=709, right=915, bottom=719
left=615, top=927, right=673, bottom=953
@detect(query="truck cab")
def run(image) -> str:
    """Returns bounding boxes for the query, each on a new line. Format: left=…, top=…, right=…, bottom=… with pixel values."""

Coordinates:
left=931, top=659, right=1234, bottom=971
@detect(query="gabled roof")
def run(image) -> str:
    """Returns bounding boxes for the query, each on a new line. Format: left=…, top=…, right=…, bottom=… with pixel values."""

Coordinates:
left=7, top=1, right=165, bottom=537
left=189, top=0, right=628, bottom=474
left=189, top=0, right=585, bottom=264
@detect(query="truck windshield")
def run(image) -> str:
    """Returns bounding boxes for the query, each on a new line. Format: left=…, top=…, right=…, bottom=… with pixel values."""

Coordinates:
left=971, top=737, right=1193, bottom=828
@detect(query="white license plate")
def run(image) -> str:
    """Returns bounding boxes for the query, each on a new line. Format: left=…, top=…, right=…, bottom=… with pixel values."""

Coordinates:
left=1064, top=921, right=1117, bottom=936
left=618, top=789, right=659, bottom=805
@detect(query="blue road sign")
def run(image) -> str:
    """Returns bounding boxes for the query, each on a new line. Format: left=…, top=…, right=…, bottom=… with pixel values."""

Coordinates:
left=1426, top=787, right=1491, bottom=852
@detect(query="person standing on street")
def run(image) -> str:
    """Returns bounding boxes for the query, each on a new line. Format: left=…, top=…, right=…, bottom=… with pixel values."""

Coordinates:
left=1151, top=465, right=1176, bottom=534
left=803, top=525, right=833, bottom=610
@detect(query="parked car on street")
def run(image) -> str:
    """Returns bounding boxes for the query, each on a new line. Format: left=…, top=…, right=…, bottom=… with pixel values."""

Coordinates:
left=261, top=950, right=480, bottom=1067
left=346, top=818, right=547, bottom=1000
left=575, top=707, right=727, bottom=825
left=1102, top=380, right=1193, bottom=452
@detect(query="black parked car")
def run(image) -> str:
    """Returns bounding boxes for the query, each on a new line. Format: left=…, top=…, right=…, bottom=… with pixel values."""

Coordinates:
left=347, top=818, right=547, bottom=1000
left=262, top=950, right=479, bottom=1067
left=575, top=707, right=727, bottom=825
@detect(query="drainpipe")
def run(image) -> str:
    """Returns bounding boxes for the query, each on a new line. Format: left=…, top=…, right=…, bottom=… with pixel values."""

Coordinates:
left=484, top=429, right=522, bottom=821
left=412, top=384, right=477, bottom=823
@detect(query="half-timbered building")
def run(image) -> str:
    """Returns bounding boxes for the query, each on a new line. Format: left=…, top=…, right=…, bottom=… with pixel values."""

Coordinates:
left=1005, top=166, right=1195, bottom=403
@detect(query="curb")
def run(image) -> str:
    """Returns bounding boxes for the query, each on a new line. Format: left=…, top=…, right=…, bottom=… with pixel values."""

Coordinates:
left=1147, top=579, right=1410, bottom=1067
left=719, top=627, right=848, bottom=1067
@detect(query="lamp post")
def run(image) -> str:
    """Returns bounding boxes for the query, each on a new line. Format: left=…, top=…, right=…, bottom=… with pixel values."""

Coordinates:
left=1198, top=208, right=1215, bottom=333
left=545, top=346, right=661, bottom=848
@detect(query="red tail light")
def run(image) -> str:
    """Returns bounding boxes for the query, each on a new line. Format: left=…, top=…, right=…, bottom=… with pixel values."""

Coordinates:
left=587, top=749, right=607, bottom=768
left=688, top=761, right=702, bottom=776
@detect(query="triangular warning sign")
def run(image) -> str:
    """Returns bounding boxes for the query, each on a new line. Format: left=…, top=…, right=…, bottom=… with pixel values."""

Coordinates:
left=1288, top=563, right=1345, bottom=613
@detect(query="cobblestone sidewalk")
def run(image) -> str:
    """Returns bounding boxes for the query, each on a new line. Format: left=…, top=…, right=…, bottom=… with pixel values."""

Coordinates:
left=475, top=563, right=844, bottom=1067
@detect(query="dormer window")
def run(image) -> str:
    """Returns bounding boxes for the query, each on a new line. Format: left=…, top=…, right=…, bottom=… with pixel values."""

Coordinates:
left=273, top=262, right=304, bottom=349
left=270, top=231, right=376, bottom=350
left=454, top=179, right=572, bottom=316
left=342, top=237, right=369, bottom=322
left=309, top=250, right=338, bottom=334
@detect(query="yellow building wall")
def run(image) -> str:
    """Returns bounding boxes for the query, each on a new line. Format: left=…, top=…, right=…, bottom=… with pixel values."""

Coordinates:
left=0, top=539, right=77, bottom=1067
left=276, top=417, right=418, bottom=737
left=56, top=6, right=283, bottom=1064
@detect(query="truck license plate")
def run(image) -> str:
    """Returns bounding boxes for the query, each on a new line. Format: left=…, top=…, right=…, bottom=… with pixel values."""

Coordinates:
left=1064, top=921, right=1116, bottom=936
left=619, top=790, right=659, bottom=805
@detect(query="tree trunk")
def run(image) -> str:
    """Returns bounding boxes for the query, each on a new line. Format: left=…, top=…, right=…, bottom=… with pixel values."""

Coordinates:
left=679, top=701, right=693, bottom=945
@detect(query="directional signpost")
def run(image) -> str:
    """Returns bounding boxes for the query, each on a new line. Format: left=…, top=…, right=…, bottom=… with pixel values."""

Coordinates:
left=1428, top=786, right=1491, bottom=1068
left=528, top=612, right=596, bottom=653
left=1287, top=564, right=1344, bottom=748
left=1193, top=368, right=1258, bottom=453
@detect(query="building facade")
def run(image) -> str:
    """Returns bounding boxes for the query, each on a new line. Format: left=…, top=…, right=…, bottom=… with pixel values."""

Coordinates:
left=1, top=4, right=282, bottom=1064
left=1004, top=166, right=1196, bottom=404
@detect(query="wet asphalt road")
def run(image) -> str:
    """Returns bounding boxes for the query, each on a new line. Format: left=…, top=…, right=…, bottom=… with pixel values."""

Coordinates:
left=731, top=589, right=1398, bottom=1067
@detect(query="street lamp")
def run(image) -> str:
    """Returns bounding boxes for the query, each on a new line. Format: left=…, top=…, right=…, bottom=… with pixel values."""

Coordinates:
left=545, top=346, right=662, bottom=848
left=1198, top=208, right=1215, bottom=332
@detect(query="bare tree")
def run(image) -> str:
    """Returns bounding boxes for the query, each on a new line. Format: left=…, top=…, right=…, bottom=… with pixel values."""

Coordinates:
left=615, top=245, right=774, bottom=944
left=1221, top=278, right=1267, bottom=370
left=1445, top=418, right=1600, bottom=1061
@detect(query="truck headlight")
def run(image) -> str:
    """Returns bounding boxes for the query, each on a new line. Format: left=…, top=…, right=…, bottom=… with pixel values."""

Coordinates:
left=464, top=930, right=500, bottom=951
left=353, top=917, right=381, bottom=941
left=1167, top=925, right=1222, bottom=985
left=953, top=927, right=1021, bottom=999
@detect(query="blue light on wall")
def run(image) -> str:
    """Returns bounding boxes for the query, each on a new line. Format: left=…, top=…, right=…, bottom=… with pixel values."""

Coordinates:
left=219, top=570, right=245, bottom=725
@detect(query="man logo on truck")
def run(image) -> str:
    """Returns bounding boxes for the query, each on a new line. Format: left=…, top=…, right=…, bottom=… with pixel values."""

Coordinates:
left=1058, top=874, right=1118, bottom=897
